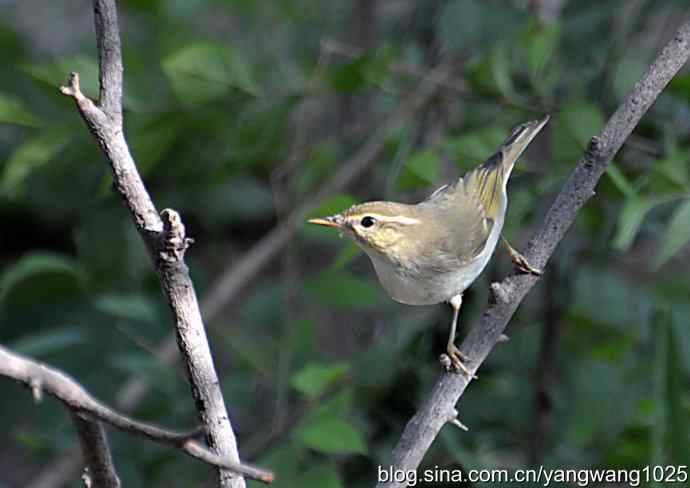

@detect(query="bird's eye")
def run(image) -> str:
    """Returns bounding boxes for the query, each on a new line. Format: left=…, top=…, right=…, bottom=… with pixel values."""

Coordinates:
left=360, top=216, right=376, bottom=228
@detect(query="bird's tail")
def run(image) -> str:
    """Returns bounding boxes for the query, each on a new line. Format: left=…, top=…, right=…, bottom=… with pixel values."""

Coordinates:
left=462, top=115, right=549, bottom=219
left=496, top=115, right=550, bottom=176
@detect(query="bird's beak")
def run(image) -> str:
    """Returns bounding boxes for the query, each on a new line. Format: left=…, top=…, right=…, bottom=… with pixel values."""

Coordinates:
left=307, top=215, right=344, bottom=228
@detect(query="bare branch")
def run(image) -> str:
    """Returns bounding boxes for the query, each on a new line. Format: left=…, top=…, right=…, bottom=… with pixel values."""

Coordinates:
left=93, top=0, right=122, bottom=120
left=201, top=64, right=445, bottom=319
left=377, top=19, right=690, bottom=487
left=30, top=57, right=446, bottom=488
left=71, top=415, right=121, bottom=488
left=0, top=345, right=274, bottom=484
left=58, top=0, right=259, bottom=486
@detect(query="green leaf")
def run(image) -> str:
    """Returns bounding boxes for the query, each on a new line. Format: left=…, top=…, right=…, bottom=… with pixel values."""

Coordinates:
left=522, top=22, right=561, bottom=80
left=613, top=196, right=671, bottom=251
left=305, top=270, right=382, bottom=309
left=109, top=353, right=180, bottom=397
left=606, top=164, right=636, bottom=198
left=669, top=73, right=690, bottom=99
left=162, top=42, right=259, bottom=104
left=465, top=44, right=516, bottom=98
left=93, top=294, right=159, bottom=324
left=650, top=310, right=689, bottom=474
left=251, top=444, right=302, bottom=488
left=291, top=362, right=349, bottom=398
left=0, top=253, right=81, bottom=306
left=313, top=388, right=353, bottom=418
left=563, top=102, right=605, bottom=146
left=438, top=0, right=483, bottom=51
left=2, top=131, right=70, bottom=196
left=23, top=55, right=99, bottom=100
left=612, top=60, right=646, bottom=100
left=295, top=416, right=366, bottom=455
left=127, top=113, right=182, bottom=175
left=654, top=199, right=690, bottom=268
left=665, top=319, right=690, bottom=465
left=439, top=0, right=524, bottom=52
left=490, top=43, right=516, bottom=99
left=0, top=92, right=40, bottom=127
left=552, top=102, right=605, bottom=162
left=306, top=194, right=358, bottom=220
left=9, top=326, right=85, bottom=357
left=653, top=149, right=688, bottom=189
left=398, top=150, right=439, bottom=190
left=328, top=58, right=368, bottom=93
left=331, top=241, right=361, bottom=270
left=294, top=467, right=343, bottom=488
left=197, top=177, right=275, bottom=226
left=304, top=194, right=358, bottom=243
left=444, top=126, right=506, bottom=170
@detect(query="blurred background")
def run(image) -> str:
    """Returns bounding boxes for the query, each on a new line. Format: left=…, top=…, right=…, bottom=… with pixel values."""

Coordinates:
left=1, top=0, right=689, bottom=486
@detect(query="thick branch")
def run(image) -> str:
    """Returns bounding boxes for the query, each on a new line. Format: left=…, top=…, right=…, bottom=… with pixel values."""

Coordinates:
left=93, top=0, right=122, bottom=121
left=71, top=414, right=121, bottom=488
left=0, top=345, right=273, bottom=483
left=101, top=61, right=444, bottom=406
left=31, top=58, right=445, bottom=488
left=59, top=1, right=257, bottom=486
left=378, top=19, right=690, bottom=487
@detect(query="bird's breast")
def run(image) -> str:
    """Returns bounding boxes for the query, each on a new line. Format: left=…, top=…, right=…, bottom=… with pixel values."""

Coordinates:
left=368, top=254, right=479, bottom=305
left=365, top=213, right=504, bottom=306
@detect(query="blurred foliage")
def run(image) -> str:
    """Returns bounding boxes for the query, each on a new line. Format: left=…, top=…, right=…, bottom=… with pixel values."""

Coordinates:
left=1, top=0, right=689, bottom=487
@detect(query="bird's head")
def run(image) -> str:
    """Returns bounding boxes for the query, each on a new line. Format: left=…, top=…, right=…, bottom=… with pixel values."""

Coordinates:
left=308, top=201, right=422, bottom=263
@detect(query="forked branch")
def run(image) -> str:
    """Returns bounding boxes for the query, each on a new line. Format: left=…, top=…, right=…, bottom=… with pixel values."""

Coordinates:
left=378, top=18, right=690, bottom=488
left=0, top=346, right=273, bottom=483
left=55, top=0, right=266, bottom=486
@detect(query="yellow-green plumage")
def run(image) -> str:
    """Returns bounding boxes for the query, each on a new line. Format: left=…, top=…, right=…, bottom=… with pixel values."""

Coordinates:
left=308, top=116, right=548, bottom=375
left=310, top=116, right=549, bottom=306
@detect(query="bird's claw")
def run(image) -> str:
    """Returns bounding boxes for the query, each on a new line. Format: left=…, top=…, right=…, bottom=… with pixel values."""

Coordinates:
left=510, top=250, right=542, bottom=276
left=442, top=344, right=477, bottom=379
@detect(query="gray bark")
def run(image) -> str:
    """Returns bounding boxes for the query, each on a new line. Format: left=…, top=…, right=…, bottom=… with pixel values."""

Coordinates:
left=377, top=18, right=690, bottom=488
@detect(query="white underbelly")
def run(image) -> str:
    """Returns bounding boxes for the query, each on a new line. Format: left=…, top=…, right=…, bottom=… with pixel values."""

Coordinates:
left=369, top=215, right=504, bottom=306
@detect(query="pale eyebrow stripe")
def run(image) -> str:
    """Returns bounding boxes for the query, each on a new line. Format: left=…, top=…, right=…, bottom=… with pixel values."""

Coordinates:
left=350, top=213, right=421, bottom=225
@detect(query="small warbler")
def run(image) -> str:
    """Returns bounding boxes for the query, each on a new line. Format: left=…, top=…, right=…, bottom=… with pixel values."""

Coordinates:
left=309, top=116, right=549, bottom=376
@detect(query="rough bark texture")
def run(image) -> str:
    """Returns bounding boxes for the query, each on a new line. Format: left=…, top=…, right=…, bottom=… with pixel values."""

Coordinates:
left=28, top=34, right=447, bottom=488
left=71, top=414, right=121, bottom=488
left=59, top=1, right=252, bottom=486
left=377, top=18, right=690, bottom=488
left=0, top=346, right=273, bottom=483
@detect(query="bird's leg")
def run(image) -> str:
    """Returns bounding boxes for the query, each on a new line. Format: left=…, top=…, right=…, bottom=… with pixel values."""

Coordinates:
left=443, top=294, right=477, bottom=379
left=501, top=236, right=542, bottom=276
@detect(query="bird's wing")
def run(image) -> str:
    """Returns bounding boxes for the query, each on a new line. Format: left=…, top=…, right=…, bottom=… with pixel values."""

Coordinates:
left=425, top=183, right=449, bottom=201
left=418, top=180, right=493, bottom=268
left=418, top=116, right=549, bottom=268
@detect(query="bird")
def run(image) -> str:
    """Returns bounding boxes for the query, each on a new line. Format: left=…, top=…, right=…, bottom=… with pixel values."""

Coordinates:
left=308, top=115, right=549, bottom=376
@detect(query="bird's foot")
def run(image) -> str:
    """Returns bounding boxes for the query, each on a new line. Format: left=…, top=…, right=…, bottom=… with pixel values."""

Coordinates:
left=502, top=236, right=542, bottom=276
left=440, top=344, right=477, bottom=379
left=509, top=248, right=542, bottom=276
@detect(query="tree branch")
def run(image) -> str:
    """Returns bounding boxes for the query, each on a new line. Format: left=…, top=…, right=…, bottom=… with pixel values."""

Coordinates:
left=71, top=414, right=121, bottom=488
left=93, top=0, right=122, bottom=120
left=0, top=345, right=273, bottom=483
left=58, top=1, right=262, bottom=486
left=377, top=18, right=690, bottom=487
left=29, top=31, right=448, bottom=488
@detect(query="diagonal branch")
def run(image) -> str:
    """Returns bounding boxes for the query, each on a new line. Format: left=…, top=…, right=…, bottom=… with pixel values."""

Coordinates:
left=58, top=1, right=261, bottom=486
left=28, top=32, right=448, bottom=488
left=0, top=345, right=273, bottom=483
left=93, top=0, right=122, bottom=121
left=377, top=18, right=690, bottom=487
left=71, top=414, right=121, bottom=488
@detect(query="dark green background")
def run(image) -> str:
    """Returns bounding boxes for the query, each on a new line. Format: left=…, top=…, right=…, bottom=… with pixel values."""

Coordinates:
left=1, top=1, right=689, bottom=486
